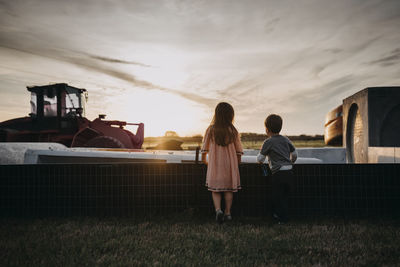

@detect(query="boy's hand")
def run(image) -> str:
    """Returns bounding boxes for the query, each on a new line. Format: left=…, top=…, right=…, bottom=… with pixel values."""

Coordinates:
left=257, top=153, right=266, bottom=163
left=290, top=150, right=298, bottom=163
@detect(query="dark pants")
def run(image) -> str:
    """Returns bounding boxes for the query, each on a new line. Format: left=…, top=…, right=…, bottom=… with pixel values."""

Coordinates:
left=271, top=170, right=294, bottom=222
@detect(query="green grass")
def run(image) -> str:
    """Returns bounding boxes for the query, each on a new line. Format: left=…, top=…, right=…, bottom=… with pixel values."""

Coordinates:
left=1, top=214, right=399, bottom=266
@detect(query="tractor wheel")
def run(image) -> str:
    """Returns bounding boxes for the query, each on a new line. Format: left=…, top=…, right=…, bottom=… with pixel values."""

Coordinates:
left=84, top=136, right=125, bottom=148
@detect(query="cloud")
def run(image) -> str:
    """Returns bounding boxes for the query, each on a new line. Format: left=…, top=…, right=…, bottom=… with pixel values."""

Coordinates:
left=86, top=54, right=152, bottom=67
left=217, top=77, right=260, bottom=98
left=350, top=36, right=382, bottom=54
left=1, top=0, right=400, bottom=135
left=368, top=48, right=400, bottom=67
left=0, top=40, right=216, bottom=108
left=62, top=54, right=216, bottom=107
left=324, top=48, right=343, bottom=54
left=0, top=1, right=17, bottom=17
left=276, top=75, right=357, bottom=109
left=264, top=18, right=280, bottom=34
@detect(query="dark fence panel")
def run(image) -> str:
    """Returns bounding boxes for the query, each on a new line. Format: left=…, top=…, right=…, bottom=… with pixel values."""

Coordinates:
left=0, top=163, right=399, bottom=218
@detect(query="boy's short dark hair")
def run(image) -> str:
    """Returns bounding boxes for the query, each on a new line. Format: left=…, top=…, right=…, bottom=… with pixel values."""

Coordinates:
left=265, top=114, right=282, bottom=134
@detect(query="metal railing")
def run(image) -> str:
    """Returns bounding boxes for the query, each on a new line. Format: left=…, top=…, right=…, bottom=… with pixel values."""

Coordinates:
left=0, top=163, right=399, bottom=217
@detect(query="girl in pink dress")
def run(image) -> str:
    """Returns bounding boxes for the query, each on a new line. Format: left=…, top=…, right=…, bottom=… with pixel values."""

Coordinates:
left=201, top=102, right=243, bottom=223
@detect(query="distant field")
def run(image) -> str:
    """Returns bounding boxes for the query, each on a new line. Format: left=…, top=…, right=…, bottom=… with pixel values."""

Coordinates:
left=241, top=139, right=326, bottom=149
left=143, top=141, right=203, bottom=150
left=143, top=138, right=326, bottom=150
left=2, top=215, right=399, bottom=266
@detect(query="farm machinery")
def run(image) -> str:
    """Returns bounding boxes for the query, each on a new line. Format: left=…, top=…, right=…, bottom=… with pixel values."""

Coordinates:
left=0, top=83, right=144, bottom=149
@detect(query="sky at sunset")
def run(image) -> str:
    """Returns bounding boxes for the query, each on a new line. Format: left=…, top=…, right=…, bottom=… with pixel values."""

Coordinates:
left=1, top=0, right=400, bottom=137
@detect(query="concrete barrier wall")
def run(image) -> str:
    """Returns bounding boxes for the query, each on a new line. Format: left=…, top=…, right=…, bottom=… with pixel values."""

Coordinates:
left=0, top=163, right=399, bottom=218
left=368, top=147, right=400, bottom=163
left=0, top=142, right=66, bottom=164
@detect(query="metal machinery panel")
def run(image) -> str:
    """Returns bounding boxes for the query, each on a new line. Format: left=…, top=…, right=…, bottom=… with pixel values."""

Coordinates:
left=343, top=87, right=400, bottom=163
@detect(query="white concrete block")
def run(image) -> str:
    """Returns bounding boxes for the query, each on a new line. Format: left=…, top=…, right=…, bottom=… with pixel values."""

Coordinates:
left=23, top=148, right=324, bottom=164
left=296, top=148, right=346, bottom=163
left=368, top=147, right=395, bottom=163
left=0, top=142, right=66, bottom=164
left=395, top=148, right=400, bottom=163
left=243, top=147, right=346, bottom=163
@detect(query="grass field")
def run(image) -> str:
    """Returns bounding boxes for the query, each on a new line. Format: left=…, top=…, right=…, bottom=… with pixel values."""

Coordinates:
left=143, top=139, right=326, bottom=150
left=2, top=214, right=399, bottom=266
left=241, top=139, right=326, bottom=149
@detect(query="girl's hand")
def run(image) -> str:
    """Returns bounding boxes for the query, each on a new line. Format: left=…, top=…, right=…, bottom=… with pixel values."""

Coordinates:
left=237, top=154, right=241, bottom=164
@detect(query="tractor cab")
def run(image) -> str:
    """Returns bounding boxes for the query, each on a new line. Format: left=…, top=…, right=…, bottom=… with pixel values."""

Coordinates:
left=24, top=84, right=90, bottom=145
left=28, top=83, right=87, bottom=120
left=0, top=83, right=89, bottom=146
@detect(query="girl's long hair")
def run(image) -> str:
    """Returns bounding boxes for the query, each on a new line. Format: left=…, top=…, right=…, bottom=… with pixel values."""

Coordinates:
left=210, top=102, right=238, bottom=146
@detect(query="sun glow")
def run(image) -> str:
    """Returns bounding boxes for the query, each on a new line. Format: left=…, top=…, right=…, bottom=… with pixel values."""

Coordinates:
left=107, top=89, right=206, bottom=137
left=109, top=49, right=208, bottom=137
left=132, top=49, right=191, bottom=89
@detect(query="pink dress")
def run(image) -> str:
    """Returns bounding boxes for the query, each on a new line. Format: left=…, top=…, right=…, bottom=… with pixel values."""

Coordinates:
left=201, top=126, right=243, bottom=192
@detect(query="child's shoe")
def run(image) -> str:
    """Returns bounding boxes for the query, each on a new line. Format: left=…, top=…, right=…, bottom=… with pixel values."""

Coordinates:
left=224, top=214, right=232, bottom=222
left=273, top=213, right=281, bottom=221
left=215, top=209, right=224, bottom=224
left=273, top=213, right=287, bottom=225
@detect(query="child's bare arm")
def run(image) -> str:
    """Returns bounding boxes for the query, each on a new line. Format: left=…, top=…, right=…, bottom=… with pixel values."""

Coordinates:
left=237, top=154, right=241, bottom=164
left=201, top=152, right=207, bottom=164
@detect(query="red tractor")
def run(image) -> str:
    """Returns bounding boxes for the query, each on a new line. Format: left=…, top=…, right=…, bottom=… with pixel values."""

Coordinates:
left=0, top=83, right=144, bottom=149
